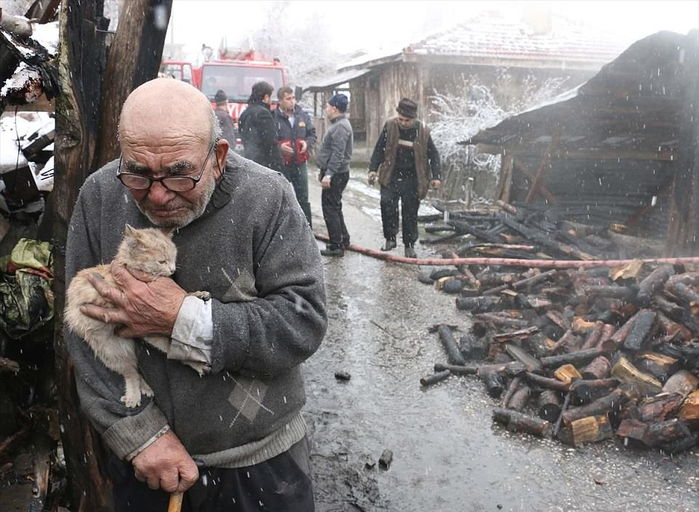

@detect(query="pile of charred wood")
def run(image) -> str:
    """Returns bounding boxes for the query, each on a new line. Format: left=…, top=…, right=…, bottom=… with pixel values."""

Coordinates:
left=419, top=200, right=660, bottom=261
left=421, top=262, right=699, bottom=453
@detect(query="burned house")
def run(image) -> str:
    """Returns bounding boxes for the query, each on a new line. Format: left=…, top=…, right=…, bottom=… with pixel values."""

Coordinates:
left=467, top=30, right=699, bottom=256
left=305, top=11, right=629, bottom=158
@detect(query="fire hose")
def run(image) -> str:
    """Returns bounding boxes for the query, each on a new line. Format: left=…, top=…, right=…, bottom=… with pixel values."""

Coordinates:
left=314, top=233, right=699, bottom=269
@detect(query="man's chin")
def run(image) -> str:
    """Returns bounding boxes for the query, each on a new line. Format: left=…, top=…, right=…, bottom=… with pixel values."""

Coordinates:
left=143, top=209, right=194, bottom=229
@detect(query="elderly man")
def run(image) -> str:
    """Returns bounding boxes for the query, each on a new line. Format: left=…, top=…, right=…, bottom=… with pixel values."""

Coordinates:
left=368, top=98, right=441, bottom=258
left=65, top=78, right=326, bottom=511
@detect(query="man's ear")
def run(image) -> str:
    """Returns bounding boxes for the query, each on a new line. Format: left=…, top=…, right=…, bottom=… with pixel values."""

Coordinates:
left=214, top=140, right=229, bottom=176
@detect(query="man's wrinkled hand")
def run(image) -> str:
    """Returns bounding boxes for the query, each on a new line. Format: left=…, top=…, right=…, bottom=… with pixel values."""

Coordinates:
left=132, top=430, right=199, bottom=493
left=279, top=142, right=293, bottom=155
left=430, top=179, right=442, bottom=190
left=80, top=262, right=187, bottom=338
left=368, top=171, right=378, bottom=186
left=321, top=175, right=332, bottom=189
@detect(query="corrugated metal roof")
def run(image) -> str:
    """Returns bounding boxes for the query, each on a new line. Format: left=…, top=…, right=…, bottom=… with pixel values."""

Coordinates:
left=341, top=12, right=631, bottom=71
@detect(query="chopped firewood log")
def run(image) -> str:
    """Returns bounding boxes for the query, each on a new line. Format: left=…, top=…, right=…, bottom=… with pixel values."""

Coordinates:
left=571, top=317, right=597, bottom=334
left=538, top=389, right=563, bottom=422
left=665, top=281, right=699, bottom=313
left=637, top=393, right=684, bottom=422
left=548, top=329, right=578, bottom=354
left=581, top=356, right=612, bottom=380
left=678, top=390, right=699, bottom=423
left=455, top=296, right=507, bottom=313
left=501, top=375, right=522, bottom=408
left=473, top=313, right=530, bottom=330
left=595, top=324, right=616, bottom=350
left=569, top=378, right=619, bottom=404
left=433, top=325, right=466, bottom=366
left=654, top=296, right=686, bottom=321
left=478, top=367, right=507, bottom=398
left=504, top=343, right=542, bottom=372
left=420, top=370, right=451, bottom=387
left=459, top=333, right=489, bottom=360
left=560, top=415, right=614, bottom=446
left=561, top=388, right=628, bottom=426
left=580, top=285, right=636, bottom=300
left=492, top=408, right=553, bottom=439
left=507, top=384, right=532, bottom=412
left=540, top=348, right=605, bottom=369
left=635, top=352, right=679, bottom=382
left=492, top=326, right=539, bottom=343
left=475, top=271, right=515, bottom=288
left=604, top=311, right=642, bottom=351
left=433, top=363, right=479, bottom=375
left=643, top=418, right=692, bottom=447
left=546, top=310, right=571, bottom=331
left=616, top=418, right=649, bottom=445
left=524, top=372, right=570, bottom=392
left=511, top=269, right=559, bottom=291
left=635, top=264, right=675, bottom=306
left=655, top=312, right=693, bottom=342
left=623, top=309, right=657, bottom=353
left=662, top=370, right=699, bottom=398
left=580, top=322, right=604, bottom=350
left=611, top=356, right=662, bottom=395
left=554, top=364, right=582, bottom=384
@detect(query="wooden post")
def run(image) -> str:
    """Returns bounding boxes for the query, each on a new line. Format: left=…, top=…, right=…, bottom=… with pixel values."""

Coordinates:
left=51, top=1, right=172, bottom=509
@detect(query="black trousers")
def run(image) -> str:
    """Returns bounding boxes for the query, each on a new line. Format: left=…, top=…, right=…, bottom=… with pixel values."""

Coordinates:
left=110, top=437, right=314, bottom=512
left=320, top=172, right=350, bottom=249
left=380, top=174, right=420, bottom=246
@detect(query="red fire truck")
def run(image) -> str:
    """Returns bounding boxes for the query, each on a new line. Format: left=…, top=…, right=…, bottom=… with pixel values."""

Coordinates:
left=160, top=50, right=288, bottom=151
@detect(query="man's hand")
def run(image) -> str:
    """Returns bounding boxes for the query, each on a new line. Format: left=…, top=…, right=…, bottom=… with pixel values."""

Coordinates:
left=320, top=175, right=332, bottom=189
left=430, top=179, right=442, bottom=190
left=279, top=141, right=293, bottom=155
left=368, top=171, right=378, bottom=186
left=132, top=430, right=199, bottom=493
left=80, top=263, right=187, bottom=338
left=299, top=140, right=308, bottom=154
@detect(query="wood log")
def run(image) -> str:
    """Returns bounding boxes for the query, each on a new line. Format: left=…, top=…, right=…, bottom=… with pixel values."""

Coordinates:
left=616, top=418, right=648, bottom=445
left=492, top=408, right=553, bottom=439
left=657, top=433, right=699, bottom=454
left=611, top=356, right=663, bottom=395
left=581, top=356, right=612, bottom=380
left=511, top=269, right=559, bottom=291
left=524, top=372, right=570, bottom=392
left=492, top=326, right=539, bottom=343
left=654, top=295, right=686, bottom=323
left=546, top=310, right=571, bottom=331
left=504, top=343, right=542, bottom=372
left=603, top=311, right=642, bottom=351
left=580, top=322, right=604, bottom=350
left=455, top=296, right=506, bottom=313
left=478, top=367, right=506, bottom=398
left=643, top=418, right=692, bottom=447
left=622, top=309, right=657, bottom=353
left=501, top=376, right=522, bottom=408
left=540, top=349, right=605, bottom=369
left=562, top=415, right=614, bottom=446
left=595, top=324, right=616, bottom=350
left=637, top=393, right=684, bottom=422
left=436, top=325, right=466, bottom=366
left=580, top=285, right=636, bottom=300
left=475, top=271, right=515, bottom=288
left=635, top=352, right=679, bottom=382
left=655, top=312, right=693, bottom=342
left=473, top=313, right=529, bottom=330
left=498, top=214, right=594, bottom=260
left=507, top=384, right=531, bottom=412
left=678, top=390, right=699, bottom=423
left=636, top=264, right=675, bottom=306
left=662, top=370, right=699, bottom=398
left=570, top=378, right=619, bottom=404
left=420, top=370, right=451, bottom=387
left=458, top=333, right=489, bottom=360
left=433, top=363, right=479, bottom=375
left=571, top=317, right=598, bottom=334
left=561, top=388, right=627, bottom=426
left=554, top=364, right=582, bottom=385
left=538, top=389, right=562, bottom=422
left=666, top=281, right=699, bottom=311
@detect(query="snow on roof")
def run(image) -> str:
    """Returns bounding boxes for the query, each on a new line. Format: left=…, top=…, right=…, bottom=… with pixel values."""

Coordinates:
left=341, top=12, right=631, bottom=71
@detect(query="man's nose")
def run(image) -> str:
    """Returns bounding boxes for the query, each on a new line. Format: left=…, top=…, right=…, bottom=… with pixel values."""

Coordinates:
left=147, top=180, right=175, bottom=204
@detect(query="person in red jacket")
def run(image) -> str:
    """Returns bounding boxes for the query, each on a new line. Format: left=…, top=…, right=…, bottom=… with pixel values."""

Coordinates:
left=274, top=87, right=317, bottom=226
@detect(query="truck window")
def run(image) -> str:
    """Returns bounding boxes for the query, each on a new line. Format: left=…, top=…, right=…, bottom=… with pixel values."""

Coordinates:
left=160, top=63, right=192, bottom=84
left=200, top=65, right=285, bottom=102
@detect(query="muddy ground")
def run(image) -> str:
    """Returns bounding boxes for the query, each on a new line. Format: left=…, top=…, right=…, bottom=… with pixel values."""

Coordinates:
left=304, top=168, right=699, bottom=512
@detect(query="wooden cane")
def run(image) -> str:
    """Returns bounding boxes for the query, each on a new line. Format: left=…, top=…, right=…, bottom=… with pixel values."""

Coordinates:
left=168, top=492, right=184, bottom=512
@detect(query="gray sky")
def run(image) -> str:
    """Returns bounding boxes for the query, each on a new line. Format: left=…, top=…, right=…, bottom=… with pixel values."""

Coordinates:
left=168, top=0, right=699, bottom=60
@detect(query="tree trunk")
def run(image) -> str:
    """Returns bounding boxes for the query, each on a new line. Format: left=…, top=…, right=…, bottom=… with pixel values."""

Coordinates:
left=52, top=1, right=171, bottom=509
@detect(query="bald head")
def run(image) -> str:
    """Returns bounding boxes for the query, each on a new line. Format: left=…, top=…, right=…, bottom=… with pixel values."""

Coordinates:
left=119, top=78, right=216, bottom=149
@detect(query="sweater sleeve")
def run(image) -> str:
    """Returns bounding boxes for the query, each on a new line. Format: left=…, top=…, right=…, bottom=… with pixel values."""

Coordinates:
left=369, top=124, right=388, bottom=171
left=302, top=110, right=317, bottom=150
left=427, top=134, right=441, bottom=180
left=64, top=179, right=170, bottom=459
left=260, top=109, right=283, bottom=171
left=208, top=179, right=327, bottom=377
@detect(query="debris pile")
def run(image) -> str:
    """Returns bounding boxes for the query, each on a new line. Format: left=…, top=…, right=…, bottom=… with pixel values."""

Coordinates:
left=419, top=205, right=699, bottom=453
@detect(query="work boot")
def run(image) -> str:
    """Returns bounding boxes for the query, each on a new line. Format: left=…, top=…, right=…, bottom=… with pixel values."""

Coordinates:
left=381, top=238, right=397, bottom=251
left=404, top=244, right=417, bottom=258
left=321, top=245, right=344, bottom=257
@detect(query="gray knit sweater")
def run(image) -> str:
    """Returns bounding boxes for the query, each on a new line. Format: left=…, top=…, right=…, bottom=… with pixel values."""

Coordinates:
left=64, top=152, right=327, bottom=466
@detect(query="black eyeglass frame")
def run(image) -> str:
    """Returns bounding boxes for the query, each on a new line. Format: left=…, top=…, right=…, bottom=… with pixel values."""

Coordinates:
left=116, top=140, right=217, bottom=192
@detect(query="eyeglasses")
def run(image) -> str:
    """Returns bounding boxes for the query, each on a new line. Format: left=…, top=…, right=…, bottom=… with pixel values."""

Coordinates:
left=117, top=141, right=217, bottom=192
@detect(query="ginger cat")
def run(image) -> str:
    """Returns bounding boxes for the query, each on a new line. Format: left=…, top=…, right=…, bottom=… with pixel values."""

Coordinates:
left=65, top=225, right=208, bottom=408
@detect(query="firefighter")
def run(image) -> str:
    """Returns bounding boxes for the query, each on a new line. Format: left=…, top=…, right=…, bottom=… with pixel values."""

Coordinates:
left=238, top=81, right=283, bottom=171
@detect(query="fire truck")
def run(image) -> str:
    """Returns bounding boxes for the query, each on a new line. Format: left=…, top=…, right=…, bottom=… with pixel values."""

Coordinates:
left=160, top=49, right=288, bottom=151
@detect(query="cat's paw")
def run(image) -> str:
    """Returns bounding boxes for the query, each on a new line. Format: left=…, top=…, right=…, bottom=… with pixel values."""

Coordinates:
left=185, top=361, right=209, bottom=376
left=192, top=290, right=211, bottom=301
left=140, top=377, right=154, bottom=397
left=121, top=392, right=142, bottom=408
